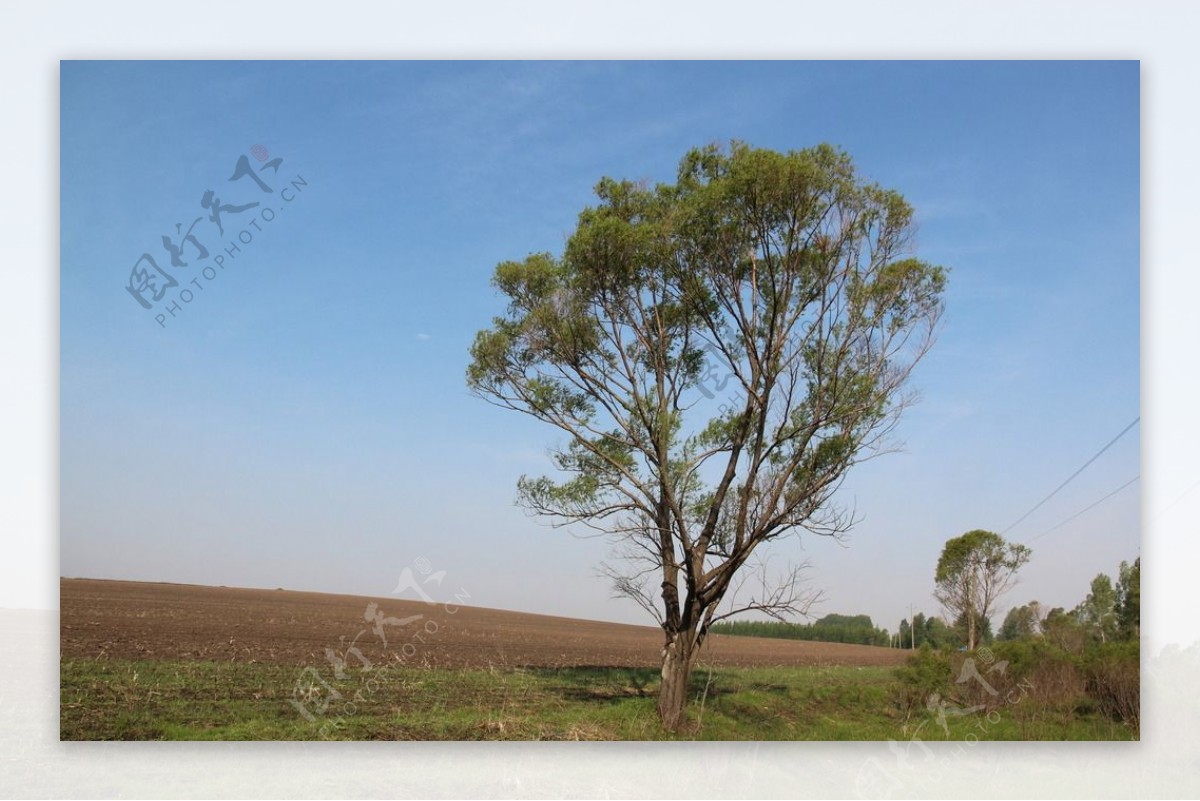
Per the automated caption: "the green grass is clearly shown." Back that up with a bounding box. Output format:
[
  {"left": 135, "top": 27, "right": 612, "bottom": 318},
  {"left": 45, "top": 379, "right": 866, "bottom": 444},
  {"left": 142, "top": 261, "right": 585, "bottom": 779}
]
[{"left": 60, "top": 658, "right": 1135, "bottom": 741}]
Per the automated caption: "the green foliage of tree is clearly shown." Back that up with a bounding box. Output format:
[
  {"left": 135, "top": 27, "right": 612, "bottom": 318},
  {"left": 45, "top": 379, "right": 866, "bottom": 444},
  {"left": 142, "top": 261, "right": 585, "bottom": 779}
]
[
  {"left": 711, "top": 613, "right": 890, "bottom": 646},
  {"left": 1116, "top": 558, "right": 1140, "bottom": 639},
  {"left": 911, "top": 612, "right": 927, "bottom": 646},
  {"left": 998, "top": 603, "right": 1041, "bottom": 641},
  {"left": 933, "top": 529, "right": 1031, "bottom": 651},
  {"left": 1075, "top": 573, "right": 1119, "bottom": 644},
  {"left": 953, "top": 609, "right": 994, "bottom": 645},
  {"left": 921, "top": 615, "right": 961, "bottom": 649},
  {"left": 468, "top": 142, "right": 946, "bottom": 730},
  {"left": 1042, "top": 606, "right": 1086, "bottom": 653},
  {"left": 814, "top": 613, "right": 873, "bottom": 629},
  {"left": 921, "top": 613, "right": 960, "bottom": 652},
  {"left": 896, "top": 612, "right": 931, "bottom": 649}
]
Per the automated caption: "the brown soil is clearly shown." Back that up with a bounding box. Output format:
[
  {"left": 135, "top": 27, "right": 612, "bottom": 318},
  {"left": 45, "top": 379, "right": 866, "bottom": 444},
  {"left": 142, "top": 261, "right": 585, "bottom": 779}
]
[{"left": 60, "top": 578, "right": 908, "bottom": 669}]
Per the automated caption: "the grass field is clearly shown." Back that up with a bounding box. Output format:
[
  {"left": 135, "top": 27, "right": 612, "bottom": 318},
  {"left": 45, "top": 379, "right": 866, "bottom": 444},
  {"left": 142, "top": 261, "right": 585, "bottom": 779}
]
[
  {"left": 60, "top": 658, "right": 1135, "bottom": 741},
  {"left": 60, "top": 579, "right": 1138, "bottom": 741}
]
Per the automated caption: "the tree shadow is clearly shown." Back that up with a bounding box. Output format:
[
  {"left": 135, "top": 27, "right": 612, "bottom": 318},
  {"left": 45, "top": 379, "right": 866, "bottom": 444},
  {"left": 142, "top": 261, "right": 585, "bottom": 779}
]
[
  {"left": 519, "top": 665, "right": 738, "bottom": 705},
  {"left": 742, "top": 681, "right": 793, "bottom": 695}
]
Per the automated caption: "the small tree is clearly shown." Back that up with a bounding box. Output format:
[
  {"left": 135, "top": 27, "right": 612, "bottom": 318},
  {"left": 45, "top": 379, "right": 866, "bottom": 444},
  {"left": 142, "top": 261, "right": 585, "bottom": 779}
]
[
  {"left": 933, "top": 529, "right": 1031, "bottom": 651},
  {"left": 1042, "top": 606, "right": 1085, "bottom": 652},
  {"left": 1116, "top": 558, "right": 1140, "bottom": 639},
  {"left": 1075, "top": 573, "right": 1119, "bottom": 644},
  {"left": 911, "top": 611, "right": 927, "bottom": 648},
  {"left": 998, "top": 603, "right": 1040, "bottom": 641},
  {"left": 468, "top": 142, "right": 946, "bottom": 730},
  {"left": 921, "top": 615, "right": 959, "bottom": 649}
]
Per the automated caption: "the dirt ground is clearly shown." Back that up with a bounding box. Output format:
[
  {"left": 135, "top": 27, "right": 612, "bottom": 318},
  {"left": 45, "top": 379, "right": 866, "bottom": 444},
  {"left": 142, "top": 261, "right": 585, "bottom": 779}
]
[{"left": 60, "top": 578, "right": 908, "bottom": 670}]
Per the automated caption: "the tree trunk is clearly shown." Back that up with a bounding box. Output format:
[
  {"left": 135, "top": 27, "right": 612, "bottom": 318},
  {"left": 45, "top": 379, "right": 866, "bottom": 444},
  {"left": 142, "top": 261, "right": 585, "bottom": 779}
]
[{"left": 657, "top": 630, "right": 695, "bottom": 731}]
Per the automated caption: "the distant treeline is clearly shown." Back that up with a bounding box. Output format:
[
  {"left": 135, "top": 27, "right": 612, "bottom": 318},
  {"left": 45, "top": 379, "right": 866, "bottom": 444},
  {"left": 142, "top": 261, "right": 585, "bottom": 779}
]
[{"left": 710, "top": 613, "right": 890, "bottom": 647}]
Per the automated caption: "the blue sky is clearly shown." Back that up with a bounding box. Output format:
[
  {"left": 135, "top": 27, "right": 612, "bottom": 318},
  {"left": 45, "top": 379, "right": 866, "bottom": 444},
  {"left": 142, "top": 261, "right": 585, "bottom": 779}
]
[{"left": 61, "top": 61, "right": 1139, "bottom": 632}]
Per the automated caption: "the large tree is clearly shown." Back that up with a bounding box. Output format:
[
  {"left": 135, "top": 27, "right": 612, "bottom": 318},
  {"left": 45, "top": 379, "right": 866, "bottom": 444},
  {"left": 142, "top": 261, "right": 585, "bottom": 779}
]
[
  {"left": 933, "top": 530, "right": 1031, "bottom": 651},
  {"left": 467, "top": 142, "right": 946, "bottom": 730}
]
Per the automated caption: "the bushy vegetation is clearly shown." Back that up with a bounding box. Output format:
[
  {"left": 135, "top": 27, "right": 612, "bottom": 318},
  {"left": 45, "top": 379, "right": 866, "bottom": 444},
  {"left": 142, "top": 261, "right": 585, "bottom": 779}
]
[
  {"left": 711, "top": 613, "right": 890, "bottom": 647},
  {"left": 61, "top": 656, "right": 1134, "bottom": 741},
  {"left": 1081, "top": 640, "right": 1140, "bottom": 731},
  {"left": 894, "top": 555, "right": 1141, "bottom": 739},
  {"left": 893, "top": 638, "right": 1138, "bottom": 738},
  {"left": 892, "top": 644, "right": 953, "bottom": 711},
  {"left": 994, "top": 558, "right": 1139, "bottom": 650}
]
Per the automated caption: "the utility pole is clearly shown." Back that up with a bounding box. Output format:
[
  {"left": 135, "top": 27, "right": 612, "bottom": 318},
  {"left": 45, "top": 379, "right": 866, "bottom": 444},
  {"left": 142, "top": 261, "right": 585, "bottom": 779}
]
[{"left": 910, "top": 603, "right": 915, "bottom": 650}]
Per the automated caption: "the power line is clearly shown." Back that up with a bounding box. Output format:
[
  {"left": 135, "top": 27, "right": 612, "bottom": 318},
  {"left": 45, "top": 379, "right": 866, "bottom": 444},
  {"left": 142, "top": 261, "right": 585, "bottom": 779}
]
[
  {"left": 1001, "top": 416, "right": 1139, "bottom": 534},
  {"left": 1025, "top": 475, "right": 1140, "bottom": 544}
]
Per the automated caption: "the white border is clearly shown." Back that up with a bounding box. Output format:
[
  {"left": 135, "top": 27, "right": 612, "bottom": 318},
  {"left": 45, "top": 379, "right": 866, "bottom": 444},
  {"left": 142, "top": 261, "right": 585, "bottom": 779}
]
[{"left": 4, "top": 1, "right": 1195, "bottom": 797}]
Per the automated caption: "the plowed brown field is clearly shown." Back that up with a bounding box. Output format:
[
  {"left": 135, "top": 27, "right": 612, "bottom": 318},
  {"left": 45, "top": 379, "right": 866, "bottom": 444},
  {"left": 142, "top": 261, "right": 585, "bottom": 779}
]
[{"left": 61, "top": 578, "right": 907, "bottom": 669}]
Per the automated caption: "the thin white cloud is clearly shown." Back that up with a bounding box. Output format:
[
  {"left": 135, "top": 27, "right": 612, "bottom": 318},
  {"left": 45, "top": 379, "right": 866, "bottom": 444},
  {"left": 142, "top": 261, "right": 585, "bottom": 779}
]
[{"left": 416, "top": 333, "right": 432, "bottom": 341}]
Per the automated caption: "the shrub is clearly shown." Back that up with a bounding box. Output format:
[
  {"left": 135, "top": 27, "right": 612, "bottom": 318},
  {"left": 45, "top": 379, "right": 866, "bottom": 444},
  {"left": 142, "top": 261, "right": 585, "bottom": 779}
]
[
  {"left": 985, "top": 640, "right": 1084, "bottom": 709},
  {"left": 894, "top": 644, "right": 953, "bottom": 714},
  {"left": 1082, "top": 640, "right": 1140, "bottom": 734},
  {"left": 892, "top": 638, "right": 1138, "bottom": 735}
]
